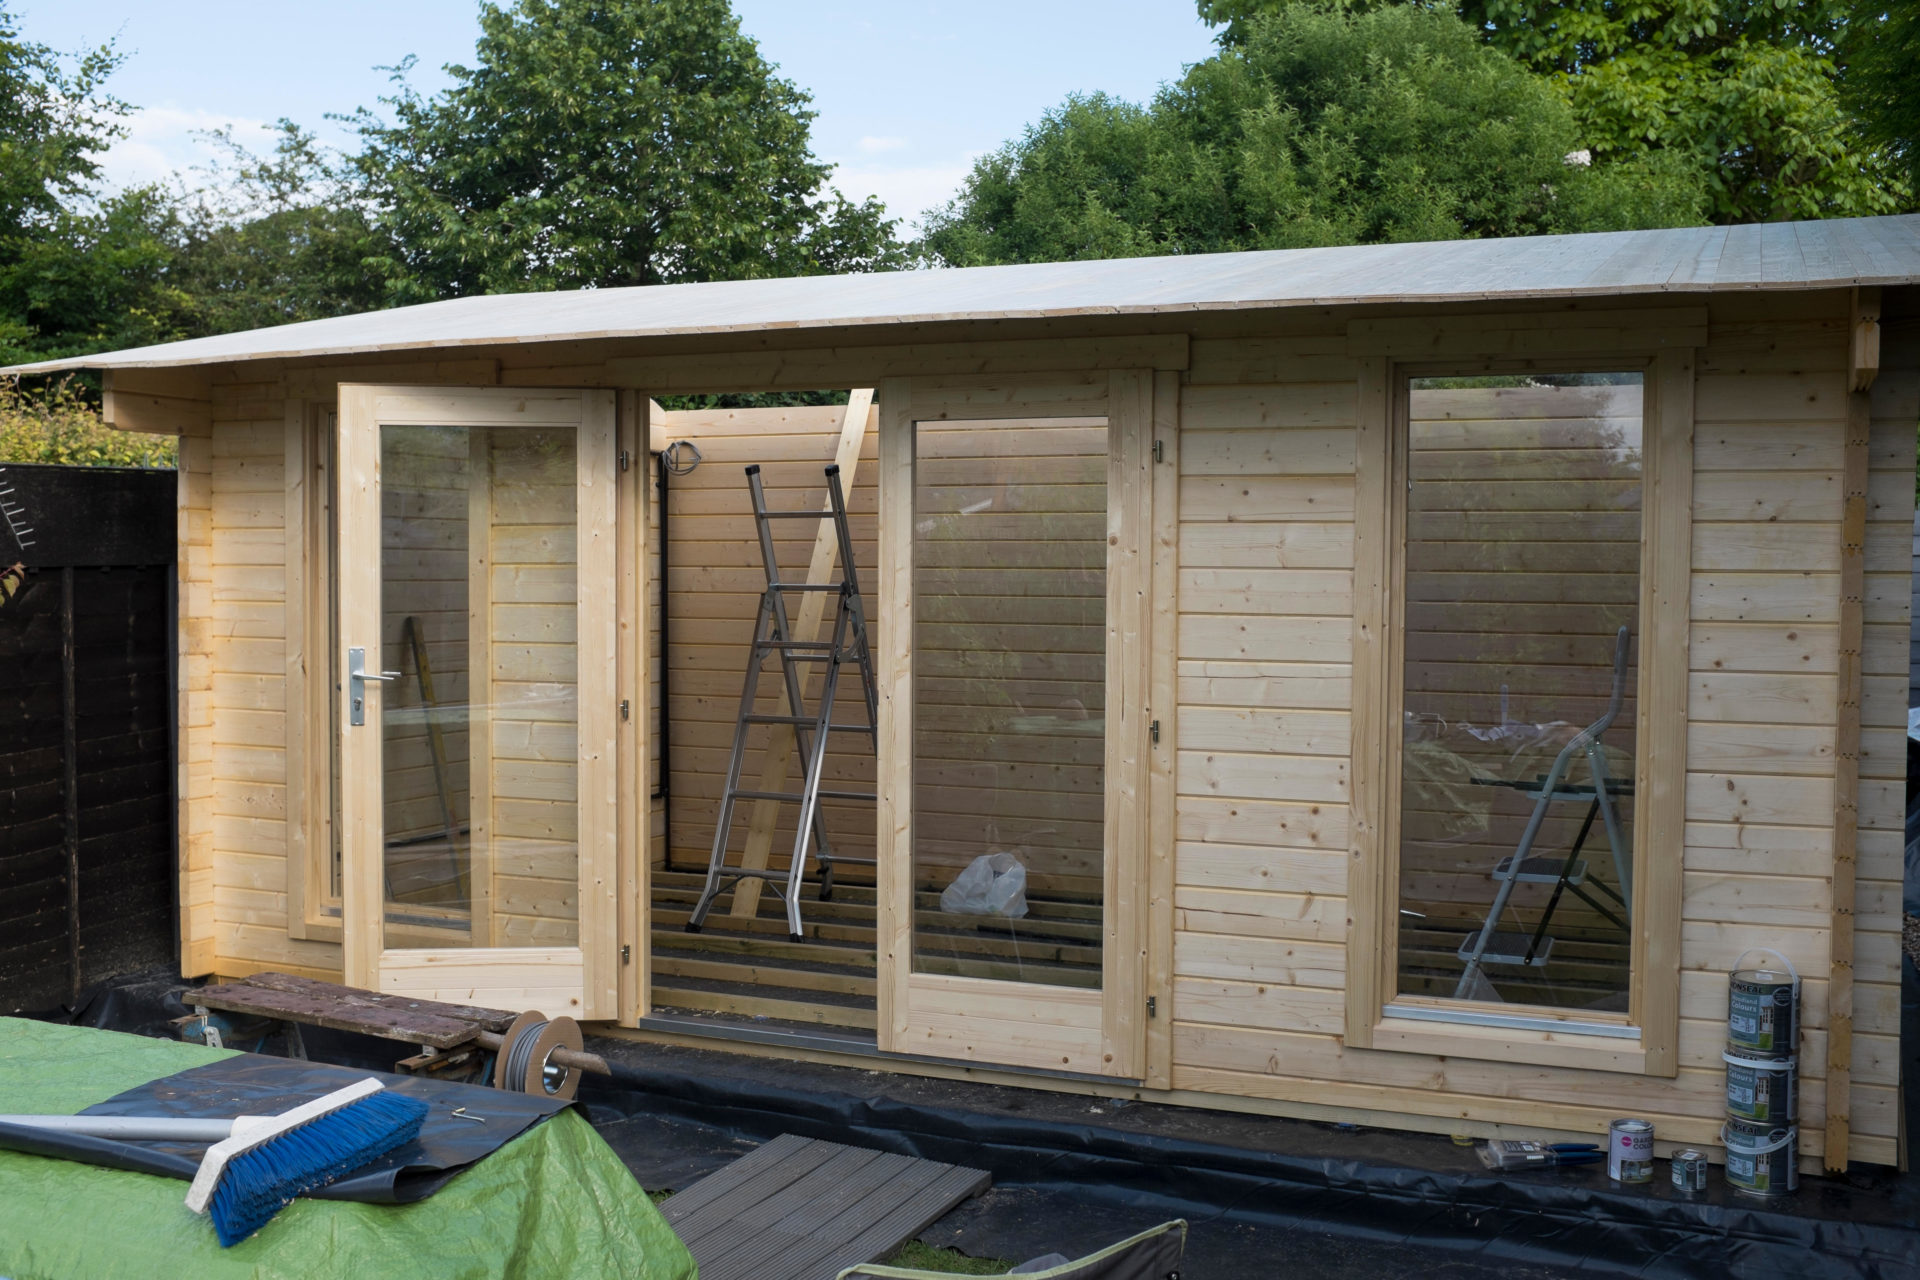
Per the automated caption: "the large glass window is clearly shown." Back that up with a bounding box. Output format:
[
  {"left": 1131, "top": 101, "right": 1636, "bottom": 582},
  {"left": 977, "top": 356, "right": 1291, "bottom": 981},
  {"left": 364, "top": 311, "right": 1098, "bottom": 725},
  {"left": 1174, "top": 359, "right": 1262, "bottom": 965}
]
[
  {"left": 378, "top": 423, "right": 581, "bottom": 949},
  {"left": 1395, "top": 374, "right": 1642, "bottom": 1014},
  {"left": 910, "top": 416, "right": 1108, "bottom": 988}
]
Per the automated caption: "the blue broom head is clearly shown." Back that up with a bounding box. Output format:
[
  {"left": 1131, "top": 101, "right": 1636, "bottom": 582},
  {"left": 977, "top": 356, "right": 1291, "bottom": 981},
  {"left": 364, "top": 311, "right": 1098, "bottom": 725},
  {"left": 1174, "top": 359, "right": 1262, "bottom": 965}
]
[{"left": 208, "top": 1089, "right": 429, "bottom": 1247}]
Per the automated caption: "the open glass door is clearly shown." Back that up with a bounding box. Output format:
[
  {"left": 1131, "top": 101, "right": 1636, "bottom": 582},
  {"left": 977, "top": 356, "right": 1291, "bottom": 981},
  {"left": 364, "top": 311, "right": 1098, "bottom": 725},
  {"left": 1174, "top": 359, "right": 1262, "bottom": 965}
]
[
  {"left": 878, "top": 373, "right": 1151, "bottom": 1078},
  {"left": 336, "top": 386, "right": 618, "bottom": 1018}
]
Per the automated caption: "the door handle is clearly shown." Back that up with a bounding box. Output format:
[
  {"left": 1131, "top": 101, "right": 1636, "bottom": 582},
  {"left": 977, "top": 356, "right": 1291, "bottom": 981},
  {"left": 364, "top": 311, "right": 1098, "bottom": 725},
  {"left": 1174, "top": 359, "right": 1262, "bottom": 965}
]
[{"left": 347, "top": 647, "right": 403, "bottom": 726}]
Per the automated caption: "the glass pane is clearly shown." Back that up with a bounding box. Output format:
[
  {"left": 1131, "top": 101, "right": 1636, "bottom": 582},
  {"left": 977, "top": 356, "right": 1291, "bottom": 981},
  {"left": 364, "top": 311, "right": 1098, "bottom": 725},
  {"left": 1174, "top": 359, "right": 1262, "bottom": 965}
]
[
  {"left": 380, "top": 423, "right": 579, "bottom": 949},
  {"left": 911, "top": 416, "right": 1107, "bottom": 988},
  {"left": 1396, "top": 375, "right": 1642, "bottom": 1013}
]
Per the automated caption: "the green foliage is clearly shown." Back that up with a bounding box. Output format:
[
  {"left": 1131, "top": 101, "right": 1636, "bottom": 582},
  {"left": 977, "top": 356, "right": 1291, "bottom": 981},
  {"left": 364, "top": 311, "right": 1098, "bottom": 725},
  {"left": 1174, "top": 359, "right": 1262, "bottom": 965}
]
[
  {"left": 922, "top": 4, "right": 1705, "bottom": 267},
  {"left": 167, "top": 123, "right": 388, "bottom": 335},
  {"left": 345, "top": 0, "right": 905, "bottom": 304},
  {"left": 1842, "top": 0, "right": 1920, "bottom": 194},
  {"left": 0, "top": 5, "right": 190, "bottom": 366},
  {"left": 1200, "top": 1, "right": 1911, "bottom": 222},
  {"left": 0, "top": 376, "right": 176, "bottom": 467}
]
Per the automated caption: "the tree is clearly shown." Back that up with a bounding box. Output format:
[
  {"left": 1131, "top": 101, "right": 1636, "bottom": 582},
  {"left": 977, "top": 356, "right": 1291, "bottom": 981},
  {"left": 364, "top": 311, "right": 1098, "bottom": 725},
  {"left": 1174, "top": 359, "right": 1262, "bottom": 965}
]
[
  {"left": 1843, "top": 0, "right": 1920, "bottom": 196},
  {"left": 1201, "top": 0, "right": 1910, "bottom": 222},
  {"left": 922, "top": 3, "right": 1704, "bottom": 268},
  {"left": 346, "top": 0, "right": 904, "bottom": 304},
  {"left": 167, "top": 123, "right": 388, "bottom": 335},
  {"left": 0, "top": 5, "right": 187, "bottom": 365}
]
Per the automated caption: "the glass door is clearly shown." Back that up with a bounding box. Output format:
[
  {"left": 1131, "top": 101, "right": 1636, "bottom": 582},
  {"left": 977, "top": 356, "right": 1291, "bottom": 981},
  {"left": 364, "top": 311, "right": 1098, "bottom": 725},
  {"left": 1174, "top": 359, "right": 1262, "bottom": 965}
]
[
  {"left": 878, "top": 373, "right": 1151, "bottom": 1078},
  {"left": 336, "top": 386, "right": 618, "bottom": 1018}
]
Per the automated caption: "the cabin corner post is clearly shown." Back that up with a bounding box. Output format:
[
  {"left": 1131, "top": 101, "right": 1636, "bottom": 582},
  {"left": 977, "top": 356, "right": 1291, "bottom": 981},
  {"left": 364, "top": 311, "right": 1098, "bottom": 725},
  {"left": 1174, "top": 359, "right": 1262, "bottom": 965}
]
[
  {"left": 1343, "top": 356, "right": 1393, "bottom": 1049},
  {"left": 177, "top": 416, "right": 216, "bottom": 979},
  {"left": 1827, "top": 286, "right": 1879, "bottom": 1170},
  {"left": 875, "top": 377, "right": 914, "bottom": 1050},
  {"left": 1636, "top": 347, "right": 1694, "bottom": 1079},
  {"left": 1144, "top": 369, "right": 1180, "bottom": 1090},
  {"left": 615, "top": 389, "right": 651, "bottom": 1025}
]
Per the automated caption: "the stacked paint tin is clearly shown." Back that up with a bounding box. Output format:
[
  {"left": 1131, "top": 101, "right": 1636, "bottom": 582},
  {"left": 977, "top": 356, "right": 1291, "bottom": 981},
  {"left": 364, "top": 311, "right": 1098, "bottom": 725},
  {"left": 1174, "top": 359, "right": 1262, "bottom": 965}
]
[{"left": 1721, "top": 948, "right": 1800, "bottom": 1195}]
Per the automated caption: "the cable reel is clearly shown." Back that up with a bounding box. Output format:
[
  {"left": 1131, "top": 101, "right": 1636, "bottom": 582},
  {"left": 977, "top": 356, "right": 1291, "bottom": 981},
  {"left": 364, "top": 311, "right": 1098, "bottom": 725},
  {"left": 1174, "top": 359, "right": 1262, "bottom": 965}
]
[{"left": 491, "top": 1011, "right": 585, "bottom": 1101}]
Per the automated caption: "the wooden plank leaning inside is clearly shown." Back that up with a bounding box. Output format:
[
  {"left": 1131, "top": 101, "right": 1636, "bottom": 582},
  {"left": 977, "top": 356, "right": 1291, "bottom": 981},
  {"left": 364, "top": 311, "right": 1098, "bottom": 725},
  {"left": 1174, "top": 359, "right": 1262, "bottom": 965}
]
[{"left": 729, "top": 389, "right": 876, "bottom": 917}]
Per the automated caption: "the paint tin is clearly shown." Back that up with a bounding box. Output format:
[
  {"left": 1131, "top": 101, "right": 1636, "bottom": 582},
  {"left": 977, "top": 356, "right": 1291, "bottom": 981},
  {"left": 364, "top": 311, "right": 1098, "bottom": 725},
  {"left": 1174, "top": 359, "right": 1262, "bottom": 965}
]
[
  {"left": 1671, "top": 1150, "right": 1709, "bottom": 1194},
  {"left": 1723, "top": 1051, "right": 1797, "bottom": 1125},
  {"left": 1723, "top": 1120, "right": 1797, "bottom": 1196},
  {"left": 1727, "top": 948, "right": 1800, "bottom": 1059},
  {"left": 1608, "top": 1118, "right": 1655, "bottom": 1183}
]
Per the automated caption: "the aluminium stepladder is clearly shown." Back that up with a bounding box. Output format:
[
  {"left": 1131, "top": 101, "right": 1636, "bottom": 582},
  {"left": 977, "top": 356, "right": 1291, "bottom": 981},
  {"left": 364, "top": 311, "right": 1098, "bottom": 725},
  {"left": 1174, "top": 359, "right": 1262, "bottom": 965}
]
[
  {"left": 1454, "top": 625, "right": 1634, "bottom": 1000},
  {"left": 685, "top": 463, "right": 878, "bottom": 942}
]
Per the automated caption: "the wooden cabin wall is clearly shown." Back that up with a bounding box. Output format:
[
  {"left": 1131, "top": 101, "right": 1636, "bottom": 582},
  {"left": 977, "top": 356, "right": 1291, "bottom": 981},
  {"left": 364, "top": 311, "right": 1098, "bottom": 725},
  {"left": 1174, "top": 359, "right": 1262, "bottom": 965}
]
[
  {"left": 1163, "top": 293, "right": 1908, "bottom": 1168},
  {"left": 175, "top": 295, "right": 1909, "bottom": 1167},
  {"left": 657, "top": 405, "right": 881, "bottom": 874},
  {"left": 202, "top": 378, "right": 339, "bottom": 977}
]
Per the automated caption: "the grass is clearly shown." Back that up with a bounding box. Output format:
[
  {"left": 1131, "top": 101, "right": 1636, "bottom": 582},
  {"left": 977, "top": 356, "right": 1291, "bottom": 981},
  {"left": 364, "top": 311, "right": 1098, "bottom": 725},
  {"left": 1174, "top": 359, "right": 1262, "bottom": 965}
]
[{"left": 879, "top": 1240, "right": 1012, "bottom": 1274}]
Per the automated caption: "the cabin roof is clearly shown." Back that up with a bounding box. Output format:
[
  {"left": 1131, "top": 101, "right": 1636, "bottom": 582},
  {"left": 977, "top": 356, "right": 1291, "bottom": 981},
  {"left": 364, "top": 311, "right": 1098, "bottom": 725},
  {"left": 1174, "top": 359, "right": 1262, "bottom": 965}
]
[{"left": 11, "top": 214, "right": 1920, "bottom": 374}]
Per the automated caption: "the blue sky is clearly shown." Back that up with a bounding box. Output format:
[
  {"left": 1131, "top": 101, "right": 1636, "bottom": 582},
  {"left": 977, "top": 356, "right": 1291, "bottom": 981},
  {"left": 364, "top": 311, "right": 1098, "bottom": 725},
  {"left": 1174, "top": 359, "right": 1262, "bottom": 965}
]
[{"left": 25, "top": 1, "right": 1221, "bottom": 230}]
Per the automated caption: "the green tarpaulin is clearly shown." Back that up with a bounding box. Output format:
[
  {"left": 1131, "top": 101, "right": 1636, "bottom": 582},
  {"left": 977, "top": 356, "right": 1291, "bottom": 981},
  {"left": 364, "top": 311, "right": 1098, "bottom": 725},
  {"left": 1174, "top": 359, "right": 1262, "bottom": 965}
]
[{"left": 0, "top": 1019, "right": 696, "bottom": 1280}]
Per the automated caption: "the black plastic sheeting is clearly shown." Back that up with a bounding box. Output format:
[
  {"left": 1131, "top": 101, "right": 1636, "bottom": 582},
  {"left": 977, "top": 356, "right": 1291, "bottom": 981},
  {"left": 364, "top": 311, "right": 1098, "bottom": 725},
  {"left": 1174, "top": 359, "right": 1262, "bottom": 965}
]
[
  {"left": 578, "top": 1040, "right": 1920, "bottom": 1280},
  {"left": 0, "top": 1049, "right": 568, "bottom": 1204}
]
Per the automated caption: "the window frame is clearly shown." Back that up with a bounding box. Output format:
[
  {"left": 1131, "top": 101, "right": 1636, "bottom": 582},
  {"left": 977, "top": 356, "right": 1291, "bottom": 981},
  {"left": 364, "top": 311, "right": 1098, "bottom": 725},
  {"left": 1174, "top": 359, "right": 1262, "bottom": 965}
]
[{"left": 1344, "top": 350, "right": 1692, "bottom": 1077}]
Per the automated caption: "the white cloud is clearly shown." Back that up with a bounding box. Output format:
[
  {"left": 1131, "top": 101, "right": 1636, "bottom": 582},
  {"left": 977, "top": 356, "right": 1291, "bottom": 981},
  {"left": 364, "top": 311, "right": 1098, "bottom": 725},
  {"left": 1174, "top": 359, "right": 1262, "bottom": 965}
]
[
  {"left": 94, "top": 105, "right": 280, "bottom": 192},
  {"left": 827, "top": 157, "right": 979, "bottom": 232},
  {"left": 856, "top": 135, "right": 908, "bottom": 154}
]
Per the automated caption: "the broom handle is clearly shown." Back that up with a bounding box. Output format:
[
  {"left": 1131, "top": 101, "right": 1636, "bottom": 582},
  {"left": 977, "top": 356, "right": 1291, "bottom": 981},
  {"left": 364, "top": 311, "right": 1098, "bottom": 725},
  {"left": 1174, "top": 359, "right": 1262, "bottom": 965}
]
[{"left": 0, "top": 1115, "right": 272, "bottom": 1141}]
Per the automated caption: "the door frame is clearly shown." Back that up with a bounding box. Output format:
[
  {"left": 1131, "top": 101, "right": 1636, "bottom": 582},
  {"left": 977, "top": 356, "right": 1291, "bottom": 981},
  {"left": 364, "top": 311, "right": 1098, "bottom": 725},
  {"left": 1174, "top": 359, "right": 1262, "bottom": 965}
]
[
  {"left": 336, "top": 384, "right": 621, "bottom": 1019},
  {"left": 875, "top": 370, "right": 1154, "bottom": 1079}
]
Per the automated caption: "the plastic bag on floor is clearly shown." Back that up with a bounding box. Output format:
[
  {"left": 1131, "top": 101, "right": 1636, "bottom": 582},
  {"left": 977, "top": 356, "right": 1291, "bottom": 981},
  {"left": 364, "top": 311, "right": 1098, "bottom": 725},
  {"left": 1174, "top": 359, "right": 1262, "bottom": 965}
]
[{"left": 940, "top": 852, "right": 1029, "bottom": 918}]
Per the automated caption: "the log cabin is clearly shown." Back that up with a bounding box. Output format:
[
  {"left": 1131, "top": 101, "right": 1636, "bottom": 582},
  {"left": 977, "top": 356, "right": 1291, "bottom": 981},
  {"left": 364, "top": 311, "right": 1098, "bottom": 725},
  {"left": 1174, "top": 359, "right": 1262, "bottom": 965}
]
[{"left": 13, "top": 212, "right": 1919, "bottom": 1174}]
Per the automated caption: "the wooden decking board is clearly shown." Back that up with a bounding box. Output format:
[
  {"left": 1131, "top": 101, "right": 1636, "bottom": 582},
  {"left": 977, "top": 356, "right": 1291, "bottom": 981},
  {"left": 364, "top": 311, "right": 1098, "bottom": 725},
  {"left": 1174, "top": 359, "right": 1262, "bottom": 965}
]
[{"left": 665, "top": 1135, "right": 989, "bottom": 1280}]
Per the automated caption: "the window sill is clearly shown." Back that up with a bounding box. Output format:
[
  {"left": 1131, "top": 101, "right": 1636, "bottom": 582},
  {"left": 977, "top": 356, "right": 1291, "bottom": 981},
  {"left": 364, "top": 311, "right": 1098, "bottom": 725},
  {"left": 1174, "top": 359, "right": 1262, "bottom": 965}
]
[{"left": 1366, "top": 1014, "right": 1651, "bottom": 1075}]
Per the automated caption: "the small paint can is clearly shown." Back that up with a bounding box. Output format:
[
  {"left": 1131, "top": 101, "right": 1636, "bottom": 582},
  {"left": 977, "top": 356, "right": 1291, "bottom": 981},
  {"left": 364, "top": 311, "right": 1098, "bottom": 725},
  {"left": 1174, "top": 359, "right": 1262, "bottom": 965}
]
[
  {"left": 1727, "top": 948, "right": 1800, "bottom": 1059},
  {"left": 1722, "top": 1120, "right": 1798, "bottom": 1196},
  {"left": 1671, "top": 1149, "right": 1709, "bottom": 1194},
  {"left": 1723, "top": 1051, "right": 1797, "bottom": 1125},
  {"left": 1608, "top": 1118, "right": 1655, "bottom": 1183}
]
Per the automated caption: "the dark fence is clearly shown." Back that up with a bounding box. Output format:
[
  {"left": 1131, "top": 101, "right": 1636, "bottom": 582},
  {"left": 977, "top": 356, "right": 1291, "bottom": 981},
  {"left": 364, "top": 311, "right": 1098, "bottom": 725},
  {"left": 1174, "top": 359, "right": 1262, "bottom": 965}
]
[{"left": 0, "top": 463, "right": 175, "bottom": 1012}]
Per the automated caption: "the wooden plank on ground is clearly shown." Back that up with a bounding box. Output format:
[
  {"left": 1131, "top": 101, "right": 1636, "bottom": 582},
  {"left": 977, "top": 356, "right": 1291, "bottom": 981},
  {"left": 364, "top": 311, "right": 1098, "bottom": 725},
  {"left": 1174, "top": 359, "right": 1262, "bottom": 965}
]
[
  {"left": 662, "top": 1133, "right": 989, "bottom": 1280},
  {"left": 193, "top": 971, "right": 515, "bottom": 1047}
]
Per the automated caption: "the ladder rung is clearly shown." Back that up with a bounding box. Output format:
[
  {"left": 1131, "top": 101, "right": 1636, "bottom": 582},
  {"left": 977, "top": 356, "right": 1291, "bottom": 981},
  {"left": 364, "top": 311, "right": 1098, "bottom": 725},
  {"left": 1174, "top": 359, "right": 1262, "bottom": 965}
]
[
  {"left": 758, "top": 510, "right": 835, "bottom": 519},
  {"left": 1459, "top": 930, "right": 1555, "bottom": 968},
  {"left": 1492, "top": 856, "right": 1588, "bottom": 886},
  {"left": 743, "top": 715, "right": 872, "bottom": 731},
  {"left": 731, "top": 788, "right": 877, "bottom": 803},
  {"left": 766, "top": 583, "right": 845, "bottom": 592},
  {"left": 756, "top": 640, "right": 834, "bottom": 651}
]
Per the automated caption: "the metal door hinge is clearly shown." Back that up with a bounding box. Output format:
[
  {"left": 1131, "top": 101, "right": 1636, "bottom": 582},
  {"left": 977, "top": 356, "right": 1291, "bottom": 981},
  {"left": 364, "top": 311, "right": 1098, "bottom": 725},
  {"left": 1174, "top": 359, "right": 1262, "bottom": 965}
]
[
  {"left": 620, "top": 944, "right": 632, "bottom": 964},
  {"left": 1152, "top": 439, "right": 1165, "bottom": 463},
  {"left": 620, "top": 699, "right": 630, "bottom": 720},
  {"left": 618, "top": 449, "right": 631, "bottom": 472},
  {"left": 1146, "top": 995, "right": 1157, "bottom": 1018},
  {"left": 1149, "top": 719, "right": 1160, "bottom": 745}
]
